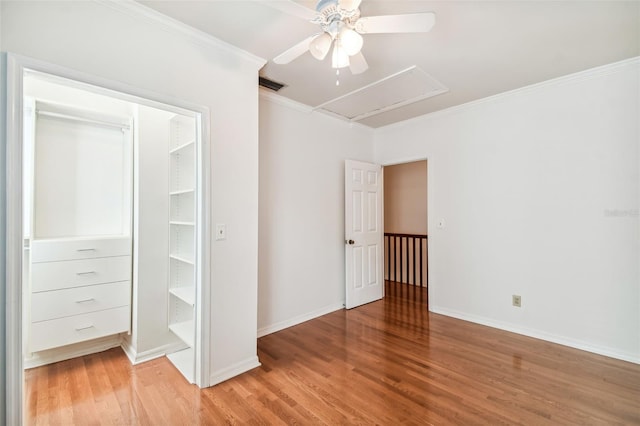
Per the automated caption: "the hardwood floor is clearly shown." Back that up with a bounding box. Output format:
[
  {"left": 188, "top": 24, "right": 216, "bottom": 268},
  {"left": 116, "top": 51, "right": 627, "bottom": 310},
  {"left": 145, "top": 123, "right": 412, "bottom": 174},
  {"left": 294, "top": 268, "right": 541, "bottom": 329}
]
[{"left": 26, "top": 281, "right": 640, "bottom": 425}]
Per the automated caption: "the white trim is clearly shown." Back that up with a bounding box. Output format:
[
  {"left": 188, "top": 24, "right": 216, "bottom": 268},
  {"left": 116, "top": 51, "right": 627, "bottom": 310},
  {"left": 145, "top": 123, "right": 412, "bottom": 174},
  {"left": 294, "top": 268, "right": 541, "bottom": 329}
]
[
  {"left": 0, "top": 51, "right": 7, "bottom": 426},
  {"left": 378, "top": 56, "right": 640, "bottom": 132},
  {"left": 209, "top": 356, "right": 261, "bottom": 386},
  {"left": 120, "top": 338, "right": 136, "bottom": 364},
  {"left": 5, "top": 53, "right": 24, "bottom": 426},
  {"left": 121, "top": 339, "right": 186, "bottom": 365},
  {"left": 195, "top": 105, "right": 212, "bottom": 388},
  {"left": 4, "top": 53, "right": 214, "bottom": 421},
  {"left": 24, "top": 68, "right": 202, "bottom": 119},
  {"left": 95, "top": 0, "right": 266, "bottom": 69},
  {"left": 430, "top": 305, "right": 640, "bottom": 365},
  {"left": 259, "top": 88, "right": 312, "bottom": 114},
  {"left": 257, "top": 302, "right": 344, "bottom": 338},
  {"left": 24, "top": 336, "right": 123, "bottom": 369}
]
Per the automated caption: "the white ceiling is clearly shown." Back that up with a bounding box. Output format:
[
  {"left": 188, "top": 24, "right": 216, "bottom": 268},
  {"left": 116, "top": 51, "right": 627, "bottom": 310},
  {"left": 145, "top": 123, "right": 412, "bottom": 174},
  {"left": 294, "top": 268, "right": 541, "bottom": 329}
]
[{"left": 139, "top": 0, "right": 639, "bottom": 128}]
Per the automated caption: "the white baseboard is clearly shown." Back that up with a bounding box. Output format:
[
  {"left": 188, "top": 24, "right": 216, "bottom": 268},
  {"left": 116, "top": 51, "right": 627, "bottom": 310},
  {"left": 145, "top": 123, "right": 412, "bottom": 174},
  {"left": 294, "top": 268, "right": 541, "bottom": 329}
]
[
  {"left": 120, "top": 338, "right": 137, "bottom": 364},
  {"left": 209, "top": 356, "right": 261, "bottom": 386},
  {"left": 257, "top": 302, "right": 345, "bottom": 338},
  {"left": 24, "top": 335, "right": 123, "bottom": 369},
  {"left": 430, "top": 305, "right": 640, "bottom": 365},
  {"left": 121, "top": 340, "right": 186, "bottom": 365}
]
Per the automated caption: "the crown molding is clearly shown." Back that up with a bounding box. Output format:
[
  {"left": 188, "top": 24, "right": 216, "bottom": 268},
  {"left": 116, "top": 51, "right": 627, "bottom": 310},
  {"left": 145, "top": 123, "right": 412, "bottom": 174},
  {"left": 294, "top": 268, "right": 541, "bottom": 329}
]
[
  {"left": 378, "top": 56, "right": 640, "bottom": 133},
  {"left": 95, "top": 0, "right": 267, "bottom": 69},
  {"left": 259, "top": 88, "right": 313, "bottom": 114}
]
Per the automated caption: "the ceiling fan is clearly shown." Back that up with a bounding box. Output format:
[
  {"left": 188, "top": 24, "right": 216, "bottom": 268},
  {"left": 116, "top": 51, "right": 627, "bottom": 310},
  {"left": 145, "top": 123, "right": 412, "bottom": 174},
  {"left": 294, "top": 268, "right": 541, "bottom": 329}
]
[{"left": 272, "top": 0, "right": 435, "bottom": 77}]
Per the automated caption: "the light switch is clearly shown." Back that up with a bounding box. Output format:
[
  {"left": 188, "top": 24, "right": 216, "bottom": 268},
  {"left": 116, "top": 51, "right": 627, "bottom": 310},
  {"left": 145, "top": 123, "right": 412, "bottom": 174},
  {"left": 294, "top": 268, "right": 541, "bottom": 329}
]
[{"left": 215, "top": 224, "right": 226, "bottom": 240}]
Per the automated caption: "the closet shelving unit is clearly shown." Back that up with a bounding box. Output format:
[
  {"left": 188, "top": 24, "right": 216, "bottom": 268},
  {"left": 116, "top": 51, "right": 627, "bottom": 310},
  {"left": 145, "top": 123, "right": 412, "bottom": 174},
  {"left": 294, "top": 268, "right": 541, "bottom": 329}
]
[{"left": 167, "top": 114, "right": 197, "bottom": 382}]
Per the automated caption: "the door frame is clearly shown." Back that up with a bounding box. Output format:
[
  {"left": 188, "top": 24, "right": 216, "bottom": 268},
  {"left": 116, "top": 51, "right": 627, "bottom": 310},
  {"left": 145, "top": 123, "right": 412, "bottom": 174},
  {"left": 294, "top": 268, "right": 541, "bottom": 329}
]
[
  {"left": 5, "top": 53, "right": 212, "bottom": 423},
  {"left": 380, "top": 157, "right": 431, "bottom": 291}
]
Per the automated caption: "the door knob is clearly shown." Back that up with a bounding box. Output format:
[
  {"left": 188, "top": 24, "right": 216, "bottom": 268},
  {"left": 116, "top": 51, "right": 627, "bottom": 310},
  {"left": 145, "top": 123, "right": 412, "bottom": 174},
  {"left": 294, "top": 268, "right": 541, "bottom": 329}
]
[{"left": 346, "top": 239, "right": 355, "bottom": 245}]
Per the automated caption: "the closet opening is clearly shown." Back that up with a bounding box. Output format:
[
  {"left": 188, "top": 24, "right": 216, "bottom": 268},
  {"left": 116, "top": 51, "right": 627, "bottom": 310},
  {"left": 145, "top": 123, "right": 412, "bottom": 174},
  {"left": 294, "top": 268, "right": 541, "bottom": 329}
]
[{"left": 5, "top": 55, "right": 211, "bottom": 423}]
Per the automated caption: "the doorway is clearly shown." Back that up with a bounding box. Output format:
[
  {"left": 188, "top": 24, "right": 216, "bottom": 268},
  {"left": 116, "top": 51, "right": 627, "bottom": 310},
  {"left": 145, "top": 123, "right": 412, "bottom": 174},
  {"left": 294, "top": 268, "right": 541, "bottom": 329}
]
[
  {"left": 382, "top": 160, "right": 428, "bottom": 303},
  {"left": 5, "top": 55, "right": 211, "bottom": 423}
]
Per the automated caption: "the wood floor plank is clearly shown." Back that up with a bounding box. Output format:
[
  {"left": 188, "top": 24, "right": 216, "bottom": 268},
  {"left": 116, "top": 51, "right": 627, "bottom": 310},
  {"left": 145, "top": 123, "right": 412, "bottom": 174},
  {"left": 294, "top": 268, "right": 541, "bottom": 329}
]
[{"left": 26, "top": 281, "right": 640, "bottom": 425}]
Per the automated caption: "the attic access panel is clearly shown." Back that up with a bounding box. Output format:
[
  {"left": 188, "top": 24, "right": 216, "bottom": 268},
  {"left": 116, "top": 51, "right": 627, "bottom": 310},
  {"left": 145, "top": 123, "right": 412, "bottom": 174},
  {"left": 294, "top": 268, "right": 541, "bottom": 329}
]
[{"left": 315, "top": 66, "right": 448, "bottom": 122}]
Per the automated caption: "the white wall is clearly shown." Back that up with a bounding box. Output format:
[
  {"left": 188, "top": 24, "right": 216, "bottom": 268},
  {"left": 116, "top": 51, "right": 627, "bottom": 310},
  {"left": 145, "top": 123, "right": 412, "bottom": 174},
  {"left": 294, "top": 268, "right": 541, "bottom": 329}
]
[
  {"left": 384, "top": 160, "right": 428, "bottom": 235},
  {"left": 258, "top": 94, "right": 374, "bottom": 335},
  {"left": 1, "top": 0, "right": 264, "bottom": 388},
  {"left": 375, "top": 58, "right": 640, "bottom": 362}
]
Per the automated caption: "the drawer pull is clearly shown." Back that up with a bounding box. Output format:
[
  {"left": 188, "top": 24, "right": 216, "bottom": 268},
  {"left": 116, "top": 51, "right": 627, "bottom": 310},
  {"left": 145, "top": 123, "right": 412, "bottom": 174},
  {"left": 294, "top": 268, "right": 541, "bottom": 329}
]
[
  {"left": 75, "top": 325, "right": 94, "bottom": 331},
  {"left": 76, "top": 248, "right": 96, "bottom": 252},
  {"left": 76, "top": 271, "right": 97, "bottom": 276},
  {"left": 75, "top": 298, "right": 95, "bottom": 303}
]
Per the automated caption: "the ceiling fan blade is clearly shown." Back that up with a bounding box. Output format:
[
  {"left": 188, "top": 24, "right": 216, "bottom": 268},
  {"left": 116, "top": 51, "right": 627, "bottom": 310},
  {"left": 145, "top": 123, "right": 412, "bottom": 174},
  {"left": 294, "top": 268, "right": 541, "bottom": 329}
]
[
  {"left": 262, "top": 0, "right": 317, "bottom": 21},
  {"left": 349, "top": 51, "right": 368, "bottom": 75},
  {"left": 355, "top": 13, "right": 436, "bottom": 34},
  {"left": 273, "top": 34, "right": 317, "bottom": 64}
]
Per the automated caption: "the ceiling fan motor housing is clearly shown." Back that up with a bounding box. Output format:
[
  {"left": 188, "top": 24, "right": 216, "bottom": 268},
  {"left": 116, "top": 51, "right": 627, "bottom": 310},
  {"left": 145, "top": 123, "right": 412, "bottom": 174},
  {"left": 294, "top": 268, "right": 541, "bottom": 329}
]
[{"left": 314, "top": 0, "right": 360, "bottom": 34}]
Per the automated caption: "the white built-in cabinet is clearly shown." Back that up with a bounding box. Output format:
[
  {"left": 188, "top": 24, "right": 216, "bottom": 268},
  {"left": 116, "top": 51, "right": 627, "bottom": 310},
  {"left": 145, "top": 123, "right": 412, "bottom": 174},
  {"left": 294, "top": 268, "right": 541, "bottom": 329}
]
[
  {"left": 166, "top": 114, "right": 197, "bottom": 382},
  {"left": 23, "top": 80, "right": 202, "bottom": 385},
  {"left": 27, "top": 101, "right": 133, "bottom": 354},
  {"left": 29, "top": 237, "right": 132, "bottom": 352}
]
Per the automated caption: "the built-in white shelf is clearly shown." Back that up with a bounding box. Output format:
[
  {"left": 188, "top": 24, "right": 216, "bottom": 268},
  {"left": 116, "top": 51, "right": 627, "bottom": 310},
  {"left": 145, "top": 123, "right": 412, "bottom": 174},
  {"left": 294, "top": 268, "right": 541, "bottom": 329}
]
[
  {"left": 167, "top": 113, "right": 196, "bottom": 384},
  {"left": 169, "top": 140, "right": 195, "bottom": 155},
  {"left": 169, "top": 189, "right": 195, "bottom": 196},
  {"left": 169, "top": 254, "right": 194, "bottom": 265},
  {"left": 166, "top": 347, "right": 194, "bottom": 383},
  {"left": 169, "top": 286, "right": 195, "bottom": 307},
  {"left": 169, "top": 320, "right": 194, "bottom": 347}
]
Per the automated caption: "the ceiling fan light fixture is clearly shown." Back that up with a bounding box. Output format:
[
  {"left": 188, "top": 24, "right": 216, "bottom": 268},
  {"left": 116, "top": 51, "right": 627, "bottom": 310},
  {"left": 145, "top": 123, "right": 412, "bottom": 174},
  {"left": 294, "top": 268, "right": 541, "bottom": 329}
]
[
  {"left": 331, "top": 40, "right": 350, "bottom": 69},
  {"left": 339, "top": 27, "right": 363, "bottom": 56},
  {"left": 309, "top": 33, "right": 332, "bottom": 60}
]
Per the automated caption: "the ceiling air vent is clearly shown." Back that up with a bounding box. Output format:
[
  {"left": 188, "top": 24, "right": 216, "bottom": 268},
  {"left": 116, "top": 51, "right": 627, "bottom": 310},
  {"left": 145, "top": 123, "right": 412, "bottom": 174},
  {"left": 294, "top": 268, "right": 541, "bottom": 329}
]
[
  {"left": 259, "top": 76, "right": 286, "bottom": 92},
  {"left": 315, "top": 66, "right": 448, "bottom": 121}
]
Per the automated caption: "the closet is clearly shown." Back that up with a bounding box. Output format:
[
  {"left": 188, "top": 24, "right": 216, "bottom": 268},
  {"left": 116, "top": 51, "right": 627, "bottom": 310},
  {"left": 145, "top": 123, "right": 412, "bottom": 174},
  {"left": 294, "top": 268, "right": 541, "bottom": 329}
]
[
  {"left": 27, "top": 101, "right": 133, "bottom": 353},
  {"left": 22, "top": 72, "right": 201, "bottom": 384}
]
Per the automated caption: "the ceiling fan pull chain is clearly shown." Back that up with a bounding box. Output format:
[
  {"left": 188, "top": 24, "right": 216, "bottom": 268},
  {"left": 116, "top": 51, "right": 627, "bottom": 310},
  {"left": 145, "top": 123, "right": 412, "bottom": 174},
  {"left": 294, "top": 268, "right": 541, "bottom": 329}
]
[{"left": 336, "top": 68, "right": 340, "bottom": 86}]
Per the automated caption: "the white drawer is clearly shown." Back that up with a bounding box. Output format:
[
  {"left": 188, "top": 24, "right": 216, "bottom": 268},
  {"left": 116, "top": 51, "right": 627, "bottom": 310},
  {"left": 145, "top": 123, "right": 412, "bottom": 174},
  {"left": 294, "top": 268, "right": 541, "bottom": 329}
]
[
  {"left": 31, "top": 281, "right": 131, "bottom": 322},
  {"left": 29, "top": 305, "right": 130, "bottom": 353},
  {"left": 31, "top": 237, "right": 131, "bottom": 263},
  {"left": 31, "top": 256, "right": 131, "bottom": 292}
]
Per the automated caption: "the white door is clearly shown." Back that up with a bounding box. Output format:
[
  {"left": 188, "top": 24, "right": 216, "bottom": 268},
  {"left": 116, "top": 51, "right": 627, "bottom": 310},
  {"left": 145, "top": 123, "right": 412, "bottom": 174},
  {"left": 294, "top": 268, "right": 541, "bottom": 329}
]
[{"left": 345, "top": 160, "right": 383, "bottom": 309}]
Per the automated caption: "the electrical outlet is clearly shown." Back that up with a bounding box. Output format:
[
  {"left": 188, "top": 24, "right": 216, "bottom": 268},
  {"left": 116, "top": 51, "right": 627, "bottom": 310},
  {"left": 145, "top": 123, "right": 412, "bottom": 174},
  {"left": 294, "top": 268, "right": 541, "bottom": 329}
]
[{"left": 512, "top": 295, "right": 522, "bottom": 307}]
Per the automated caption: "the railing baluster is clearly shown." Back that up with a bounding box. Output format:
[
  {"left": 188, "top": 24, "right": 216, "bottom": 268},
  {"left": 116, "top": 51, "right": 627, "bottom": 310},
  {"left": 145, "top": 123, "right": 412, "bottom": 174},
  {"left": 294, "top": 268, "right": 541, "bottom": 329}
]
[
  {"left": 404, "top": 237, "right": 408, "bottom": 284},
  {"left": 412, "top": 237, "right": 416, "bottom": 286},
  {"left": 400, "top": 237, "right": 404, "bottom": 284},
  {"left": 386, "top": 235, "right": 390, "bottom": 281},
  {"left": 419, "top": 237, "right": 423, "bottom": 287},
  {"left": 425, "top": 236, "right": 429, "bottom": 287},
  {"left": 392, "top": 236, "right": 396, "bottom": 282}
]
